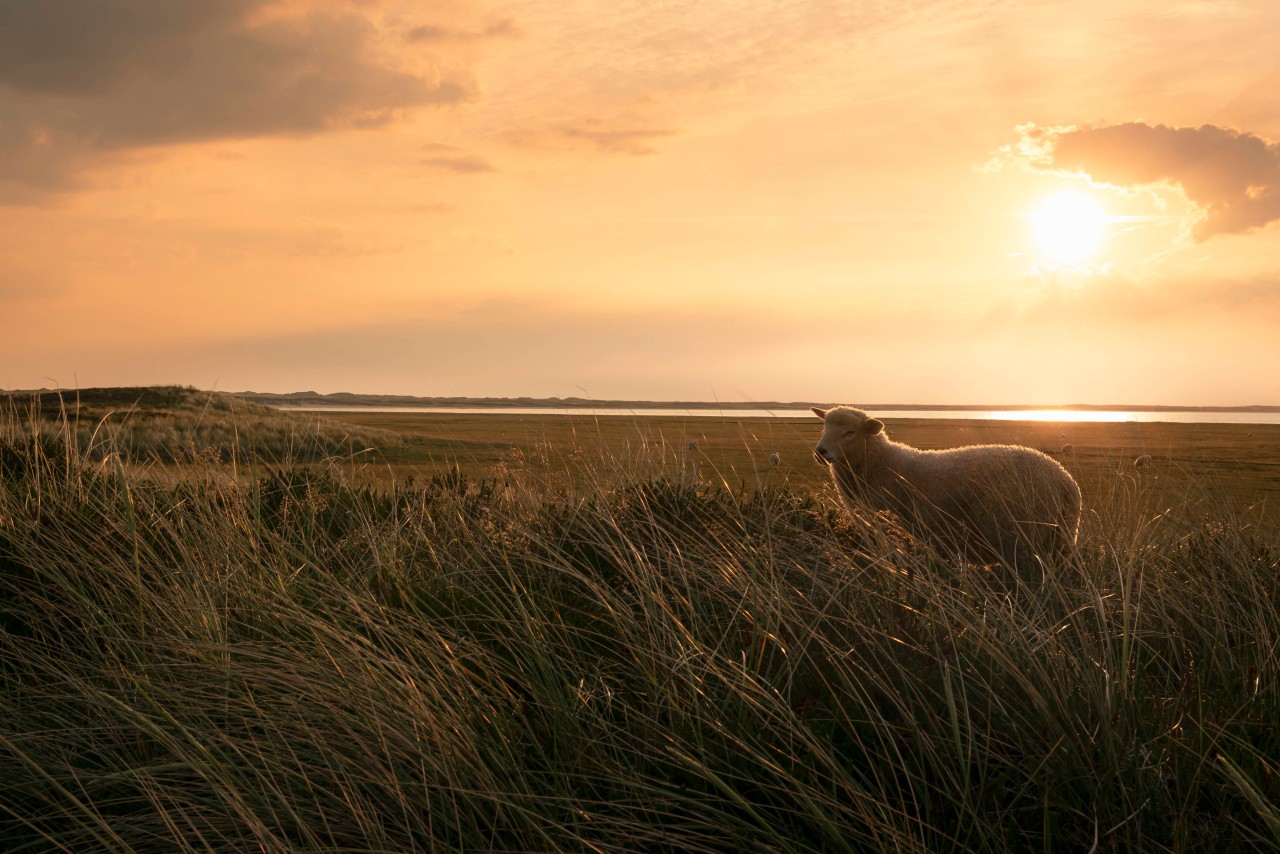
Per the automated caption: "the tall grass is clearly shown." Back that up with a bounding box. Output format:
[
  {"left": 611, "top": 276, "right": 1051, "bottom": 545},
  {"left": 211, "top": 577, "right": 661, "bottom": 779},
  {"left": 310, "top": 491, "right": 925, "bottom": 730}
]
[
  {"left": 1, "top": 409, "right": 1278, "bottom": 851},
  {"left": 4, "top": 386, "right": 418, "bottom": 466}
]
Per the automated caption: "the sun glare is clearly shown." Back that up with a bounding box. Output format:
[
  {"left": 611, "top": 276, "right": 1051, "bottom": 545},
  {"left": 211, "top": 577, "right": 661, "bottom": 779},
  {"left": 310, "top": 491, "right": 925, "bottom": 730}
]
[{"left": 1030, "top": 190, "right": 1108, "bottom": 264}]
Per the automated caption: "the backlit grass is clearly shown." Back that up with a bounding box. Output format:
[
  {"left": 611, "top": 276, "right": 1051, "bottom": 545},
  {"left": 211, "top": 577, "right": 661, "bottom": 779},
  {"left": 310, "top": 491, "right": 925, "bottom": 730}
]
[{"left": 2, "top": 393, "right": 1278, "bottom": 851}]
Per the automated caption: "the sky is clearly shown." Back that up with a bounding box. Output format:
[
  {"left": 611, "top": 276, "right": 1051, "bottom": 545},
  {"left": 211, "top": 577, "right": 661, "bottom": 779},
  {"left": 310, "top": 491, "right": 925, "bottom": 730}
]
[{"left": 3, "top": 0, "right": 1280, "bottom": 405}]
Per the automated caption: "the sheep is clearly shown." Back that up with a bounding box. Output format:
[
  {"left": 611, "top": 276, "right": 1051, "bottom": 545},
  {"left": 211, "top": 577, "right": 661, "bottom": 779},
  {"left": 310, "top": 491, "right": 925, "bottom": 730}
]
[{"left": 812, "top": 406, "right": 1082, "bottom": 572}]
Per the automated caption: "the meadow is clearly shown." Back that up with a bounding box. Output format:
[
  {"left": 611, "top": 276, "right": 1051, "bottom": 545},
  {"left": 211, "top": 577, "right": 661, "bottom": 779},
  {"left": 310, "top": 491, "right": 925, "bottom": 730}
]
[{"left": 2, "top": 388, "right": 1279, "bottom": 851}]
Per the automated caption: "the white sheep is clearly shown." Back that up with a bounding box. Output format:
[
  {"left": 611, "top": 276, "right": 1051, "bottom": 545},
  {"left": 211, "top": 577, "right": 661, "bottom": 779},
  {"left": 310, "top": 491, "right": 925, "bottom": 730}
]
[{"left": 813, "top": 406, "right": 1082, "bottom": 570}]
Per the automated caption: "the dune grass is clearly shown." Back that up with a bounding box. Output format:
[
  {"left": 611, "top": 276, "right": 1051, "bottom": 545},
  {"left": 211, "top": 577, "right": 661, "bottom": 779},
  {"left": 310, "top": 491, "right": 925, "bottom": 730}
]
[
  {"left": 2, "top": 401, "right": 1279, "bottom": 851},
  {"left": 2, "top": 386, "right": 421, "bottom": 467}
]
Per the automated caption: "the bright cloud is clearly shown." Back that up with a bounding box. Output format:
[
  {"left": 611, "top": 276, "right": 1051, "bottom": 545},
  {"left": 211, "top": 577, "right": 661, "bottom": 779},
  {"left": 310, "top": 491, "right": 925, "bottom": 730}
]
[{"left": 1016, "top": 122, "right": 1280, "bottom": 241}]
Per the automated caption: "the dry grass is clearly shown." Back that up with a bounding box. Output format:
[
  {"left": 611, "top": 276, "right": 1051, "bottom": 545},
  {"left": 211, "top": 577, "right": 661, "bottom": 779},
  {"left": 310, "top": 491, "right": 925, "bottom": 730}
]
[
  {"left": 2, "top": 390, "right": 1279, "bottom": 851},
  {"left": 2, "top": 386, "right": 422, "bottom": 467},
  {"left": 323, "top": 409, "right": 1280, "bottom": 524}
]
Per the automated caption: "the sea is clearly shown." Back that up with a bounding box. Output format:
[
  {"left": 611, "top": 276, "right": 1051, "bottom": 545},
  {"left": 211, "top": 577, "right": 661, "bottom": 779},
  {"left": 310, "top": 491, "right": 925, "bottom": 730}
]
[{"left": 277, "top": 406, "right": 1280, "bottom": 425}]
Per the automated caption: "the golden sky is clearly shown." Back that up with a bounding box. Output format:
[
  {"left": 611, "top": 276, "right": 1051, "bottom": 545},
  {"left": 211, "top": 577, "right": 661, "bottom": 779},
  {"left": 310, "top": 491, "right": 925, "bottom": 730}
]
[{"left": 3, "top": 0, "right": 1280, "bottom": 404}]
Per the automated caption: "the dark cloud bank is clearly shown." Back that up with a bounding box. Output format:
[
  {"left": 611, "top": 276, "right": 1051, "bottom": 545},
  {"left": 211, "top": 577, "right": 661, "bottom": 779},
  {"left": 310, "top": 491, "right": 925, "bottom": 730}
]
[
  {"left": 1023, "top": 122, "right": 1280, "bottom": 240},
  {"left": 0, "top": 0, "right": 474, "bottom": 200}
]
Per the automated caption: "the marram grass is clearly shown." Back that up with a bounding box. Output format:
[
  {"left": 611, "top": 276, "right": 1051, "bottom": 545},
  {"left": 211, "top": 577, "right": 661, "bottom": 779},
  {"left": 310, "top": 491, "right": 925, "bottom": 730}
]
[
  {"left": 1, "top": 412, "right": 1279, "bottom": 852},
  {"left": 3, "top": 385, "right": 420, "bottom": 467}
]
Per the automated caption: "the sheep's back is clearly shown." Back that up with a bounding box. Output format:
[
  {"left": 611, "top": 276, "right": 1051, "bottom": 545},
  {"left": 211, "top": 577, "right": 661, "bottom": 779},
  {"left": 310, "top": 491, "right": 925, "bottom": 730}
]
[{"left": 892, "top": 442, "right": 1080, "bottom": 550}]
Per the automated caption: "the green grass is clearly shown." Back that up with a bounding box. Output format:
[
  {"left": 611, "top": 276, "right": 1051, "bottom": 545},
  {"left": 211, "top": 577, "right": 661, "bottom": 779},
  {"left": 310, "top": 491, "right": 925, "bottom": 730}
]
[{"left": 2, "top": 393, "right": 1279, "bottom": 851}]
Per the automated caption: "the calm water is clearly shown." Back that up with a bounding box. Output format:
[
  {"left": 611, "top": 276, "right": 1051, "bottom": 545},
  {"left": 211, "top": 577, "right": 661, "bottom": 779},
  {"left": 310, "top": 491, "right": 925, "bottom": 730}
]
[{"left": 279, "top": 406, "right": 1280, "bottom": 425}]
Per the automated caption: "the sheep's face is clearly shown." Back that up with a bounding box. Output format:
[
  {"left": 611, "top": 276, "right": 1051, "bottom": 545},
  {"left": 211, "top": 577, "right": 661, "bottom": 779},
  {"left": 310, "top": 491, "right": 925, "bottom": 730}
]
[{"left": 812, "top": 406, "right": 884, "bottom": 470}]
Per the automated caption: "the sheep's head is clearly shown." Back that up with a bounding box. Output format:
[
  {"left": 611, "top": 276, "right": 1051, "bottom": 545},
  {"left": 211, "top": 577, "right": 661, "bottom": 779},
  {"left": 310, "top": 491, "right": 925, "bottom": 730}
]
[{"left": 812, "top": 406, "right": 884, "bottom": 470}]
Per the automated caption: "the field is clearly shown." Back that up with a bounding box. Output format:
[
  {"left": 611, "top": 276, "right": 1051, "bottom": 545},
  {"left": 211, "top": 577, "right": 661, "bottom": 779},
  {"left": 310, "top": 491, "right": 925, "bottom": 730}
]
[
  {"left": 324, "top": 409, "right": 1280, "bottom": 523},
  {"left": 3, "top": 388, "right": 1280, "bottom": 851}
]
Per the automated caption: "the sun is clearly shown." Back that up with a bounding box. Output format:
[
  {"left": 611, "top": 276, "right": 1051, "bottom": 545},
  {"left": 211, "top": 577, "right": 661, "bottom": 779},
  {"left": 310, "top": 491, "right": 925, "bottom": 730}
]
[{"left": 1030, "top": 190, "right": 1108, "bottom": 264}]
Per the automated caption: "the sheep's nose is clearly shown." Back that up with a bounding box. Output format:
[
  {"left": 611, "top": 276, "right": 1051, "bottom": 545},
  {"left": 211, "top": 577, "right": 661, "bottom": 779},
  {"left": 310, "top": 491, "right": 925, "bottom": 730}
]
[{"left": 814, "top": 446, "right": 829, "bottom": 464}]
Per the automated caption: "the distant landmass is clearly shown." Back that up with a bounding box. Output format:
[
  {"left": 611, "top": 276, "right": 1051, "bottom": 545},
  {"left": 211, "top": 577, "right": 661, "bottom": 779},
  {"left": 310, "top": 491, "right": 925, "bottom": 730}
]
[
  {"left": 231, "top": 390, "right": 1280, "bottom": 413},
  {"left": 3, "top": 386, "right": 1278, "bottom": 413}
]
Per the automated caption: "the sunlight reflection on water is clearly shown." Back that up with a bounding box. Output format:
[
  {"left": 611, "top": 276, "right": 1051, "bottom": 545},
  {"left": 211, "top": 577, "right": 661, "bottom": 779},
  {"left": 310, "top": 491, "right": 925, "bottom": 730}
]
[{"left": 984, "top": 409, "right": 1131, "bottom": 423}]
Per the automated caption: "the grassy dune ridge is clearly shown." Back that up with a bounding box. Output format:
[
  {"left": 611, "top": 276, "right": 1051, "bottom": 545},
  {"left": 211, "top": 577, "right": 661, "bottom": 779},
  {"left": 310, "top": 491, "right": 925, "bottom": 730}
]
[
  {"left": 2, "top": 389, "right": 1280, "bottom": 851},
  {"left": 1, "top": 386, "right": 422, "bottom": 466}
]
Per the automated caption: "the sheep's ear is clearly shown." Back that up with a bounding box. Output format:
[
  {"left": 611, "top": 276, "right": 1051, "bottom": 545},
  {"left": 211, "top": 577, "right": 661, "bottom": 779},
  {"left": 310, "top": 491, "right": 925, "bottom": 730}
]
[
  {"left": 811, "top": 407, "right": 827, "bottom": 420},
  {"left": 863, "top": 418, "right": 884, "bottom": 436}
]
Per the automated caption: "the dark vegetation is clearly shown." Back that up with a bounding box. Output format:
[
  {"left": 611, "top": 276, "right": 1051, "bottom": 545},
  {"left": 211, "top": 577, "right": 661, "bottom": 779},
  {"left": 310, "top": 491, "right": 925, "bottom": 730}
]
[
  {"left": 1, "top": 386, "right": 422, "bottom": 465},
  {"left": 2, "top": 388, "right": 1279, "bottom": 851}
]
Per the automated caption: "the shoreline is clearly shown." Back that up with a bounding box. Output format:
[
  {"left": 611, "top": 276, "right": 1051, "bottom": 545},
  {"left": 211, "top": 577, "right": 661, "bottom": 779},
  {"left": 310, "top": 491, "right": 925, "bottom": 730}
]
[
  {"left": 273, "top": 405, "right": 1280, "bottom": 426},
  {"left": 241, "top": 395, "right": 1280, "bottom": 414}
]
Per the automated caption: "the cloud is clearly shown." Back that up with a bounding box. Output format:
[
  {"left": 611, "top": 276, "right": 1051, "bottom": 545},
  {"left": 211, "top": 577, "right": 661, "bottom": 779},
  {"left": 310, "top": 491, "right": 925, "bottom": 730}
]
[
  {"left": 405, "top": 19, "right": 520, "bottom": 44},
  {"left": 1017, "top": 122, "right": 1280, "bottom": 241},
  {"left": 508, "top": 118, "right": 677, "bottom": 157},
  {"left": 421, "top": 156, "right": 496, "bottom": 173},
  {"left": 0, "top": 1, "right": 251, "bottom": 97},
  {"left": 0, "top": 0, "right": 476, "bottom": 200},
  {"left": 556, "top": 121, "right": 676, "bottom": 156},
  {"left": 420, "top": 144, "right": 497, "bottom": 174}
]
